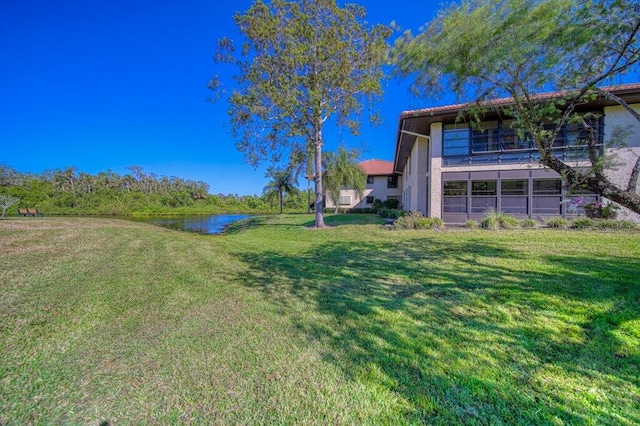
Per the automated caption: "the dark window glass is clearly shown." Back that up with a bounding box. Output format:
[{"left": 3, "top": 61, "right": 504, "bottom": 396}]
[
  {"left": 365, "top": 196, "right": 374, "bottom": 204},
  {"left": 366, "top": 176, "right": 374, "bottom": 184},
  {"left": 443, "top": 127, "right": 470, "bottom": 157},
  {"left": 443, "top": 197, "right": 468, "bottom": 213},
  {"left": 387, "top": 176, "right": 398, "bottom": 188},
  {"left": 471, "top": 180, "right": 497, "bottom": 196},
  {"left": 501, "top": 197, "right": 528, "bottom": 214},
  {"left": 444, "top": 181, "right": 468, "bottom": 196},
  {"left": 471, "top": 123, "right": 499, "bottom": 152},
  {"left": 533, "top": 179, "right": 561, "bottom": 195},
  {"left": 501, "top": 180, "right": 527, "bottom": 195},
  {"left": 471, "top": 197, "right": 497, "bottom": 213}
]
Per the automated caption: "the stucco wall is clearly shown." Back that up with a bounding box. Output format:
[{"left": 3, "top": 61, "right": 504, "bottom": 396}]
[
  {"left": 603, "top": 104, "right": 640, "bottom": 222},
  {"left": 325, "top": 174, "right": 402, "bottom": 209},
  {"left": 400, "top": 135, "right": 429, "bottom": 214}
]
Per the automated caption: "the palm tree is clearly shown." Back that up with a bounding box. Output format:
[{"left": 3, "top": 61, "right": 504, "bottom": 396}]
[
  {"left": 323, "top": 147, "right": 366, "bottom": 214},
  {"left": 263, "top": 167, "right": 298, "bottom": 214}
]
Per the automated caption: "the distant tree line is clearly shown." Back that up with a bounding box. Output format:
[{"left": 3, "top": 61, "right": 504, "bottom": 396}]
[{"left": 0, "top": 164, "right": 307, "bottom": 215}]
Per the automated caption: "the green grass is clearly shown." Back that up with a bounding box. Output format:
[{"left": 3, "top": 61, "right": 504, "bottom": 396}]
[{"left": 1, "top": 215, "right": 639, "bottom": 424}]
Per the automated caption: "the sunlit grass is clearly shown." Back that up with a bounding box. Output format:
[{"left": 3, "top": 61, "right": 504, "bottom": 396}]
[{"left": 1, "top": 216, "right": 638, "bottom": 424}]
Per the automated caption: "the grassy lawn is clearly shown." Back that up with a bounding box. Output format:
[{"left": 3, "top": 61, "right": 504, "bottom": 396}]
[{"left": 1, "top": 215, "right": 638, "bottom": 424}]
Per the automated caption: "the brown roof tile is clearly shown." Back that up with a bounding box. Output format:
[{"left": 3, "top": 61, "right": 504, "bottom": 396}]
[{"left": 359, "top": 159, "right": 394, "bottom": 175}]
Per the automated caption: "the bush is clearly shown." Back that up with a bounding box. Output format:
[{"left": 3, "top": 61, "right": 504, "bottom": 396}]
[
  {"left": 520, "top": 218, "right": 538, "bottom": 228},
  {"left": 393, "top": 211, "right": 444, "bottom": 230},
  {"left": 383, "top": 198, "right": 400, "bottom": 209},
  {"left": 571, "top": 217, "right": 596, "bottom": 229},
  {"left": 372, "top": 199, "right": 384, "bottom": 213},
  {"left": 596, "top": 219, "right": 637, "bottom": 230},
  {"left": 480, "top": 209, "right": 520, "bottom": 230},
  {"left": 545, "top": 217, "right": 570, "bottom": 229},
  {"left": 465, "top": 219, "right": 479, "bottom": 229},
  {"left": 378, "top": 208, "right": 404, "bottom": 219}
]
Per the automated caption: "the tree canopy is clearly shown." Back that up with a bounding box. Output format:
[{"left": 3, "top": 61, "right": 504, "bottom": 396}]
[
  {"left": 394, "top": 0, "right": 640, "bottom": 214},
  {"left": 323, "top": 147, "right": 366, "bottom": 213},
  {"left": 212, "top": 0, "right": 391, "bottom": 227}
]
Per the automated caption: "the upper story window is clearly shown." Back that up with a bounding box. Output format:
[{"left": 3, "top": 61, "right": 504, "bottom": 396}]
[
  {"left": 387, "top": 176, "right": 398, "bottom": 188},
  {"left": 443, "top": 124, "right": 470, "bottom": 156},
  {"left": 442, "top": 114, "right": 603, "bottom": 166},
  {"left": 366, "top": 175, "right": 374, "bottom": 185}
]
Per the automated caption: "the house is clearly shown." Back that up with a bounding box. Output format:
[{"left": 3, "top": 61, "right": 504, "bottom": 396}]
[
  {"left": 394, "top": 83, "right": 640, "bottom": 223},
  {"left": 324, "top": 159, "right": 402, "bottom": 210}
]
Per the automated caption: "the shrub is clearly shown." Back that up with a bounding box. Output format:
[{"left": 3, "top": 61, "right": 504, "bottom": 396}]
[
  {"left": 571, "top": 217, "right": 596, "bottom": 229},
  {"left": 520, "top": 218, "right": 538, "bottom": 228},
  {"left": 465, "top": 219, "right": 480, "bottom": 229},
  {"left": 393, "top": 211, "right": 444, "bottom": 230},
  {"left": 383, "top": 198, "right": 400, "bottom": 209},
  {"left": 596, "top": 219, "right": 637, "bottom": 230},
  {"left": 372, "top": 199, "right": 384, "bottom": 213},
  {"left": 545, "top": 217, "right": 570, "bottom": 229},
  {"left": 480, "top": 209, "right": 520, "bottom": 230},
  {"left": 378, "top": 208, "right": 404, "bottom": 219}
]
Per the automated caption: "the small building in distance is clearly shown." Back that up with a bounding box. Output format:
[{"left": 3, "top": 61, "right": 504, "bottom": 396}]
[{"left": 324, "top": 159, "right": 403, "bottom": 211}]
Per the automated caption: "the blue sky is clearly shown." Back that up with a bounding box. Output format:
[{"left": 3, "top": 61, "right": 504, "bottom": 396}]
[{"left": 1, "top": 0, "right": 444, "bottom": 195}]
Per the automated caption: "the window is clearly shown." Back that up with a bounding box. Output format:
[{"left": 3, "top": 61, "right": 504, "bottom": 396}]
[
  {"left": 471, "top": 121, "right": 499, "bottom": 153},
  {"left": 443, "top": 181, "right": 468, "bottom": 213},
  {"left": 387, "top": 176, "right": 398, "bottom": 188},
  {"left": 471, "top": 180, "right": 497, "bottom": 196},
  {"left": 501, "top": 180, "right": 527, "bottom": 195},
  {"left": 533, "top": 179, "right": 561, "bottom": 195},
  {"left": 365, "top": 195, "right": 374, "bottom": 204},
  {"left": 532, "top": 179, "right": 561, "bottom": 215},
  {"left": 443, "top": 125, "right": 470, "bottom": 157},
  {"left": 471, "top": 180, "right": 497, "bottom": 213},
  {"left": 338, "top": 195, "right": 351, "bottom": 205},
  {"left": 366, "top": 176, "right": 374, "bottom": 185},
  {"left": 444, "top": 181, "right": 467, "bottom": 196},
  {"left": 501, "top": 180, "right": 528, "bottom": 214}
]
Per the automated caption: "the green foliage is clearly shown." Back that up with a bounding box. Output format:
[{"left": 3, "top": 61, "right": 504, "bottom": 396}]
[
  {"left": 393, "top": 211, "right": 444, "bottom": 230},
  {"left": 465, "top": 219, "right": 480, "bottom": 229},
  {"left": 372, "top": 198, "right": 384, "bottom": 213},
  {"left": 545, "top": 217, "right": 570, "bottom": 229},
  {"left": 571, "top": 217, "right": 596, "bottom": 229},
  {"left": 519, "top": 218, "right": 539, "bottom": 228},
  {"left": 263, "top": 166, "right": 298, "bottom": 214},
  {"left": 378, "top": 208, "right": 404, "bottom": 219},
  {"left": 323, "top": 147, "right": 367, "bottom": 213},
  {"left": 393, "top": 0, "right": 640, "bottom": 214},
  {"left": 480, "top": 209, "right": 520, "bottom": 230},
  {"left": 0, "top": 164, "right": 295, "bottom": 215},
  {"left": 383, "top": 198, "right": 400, "bottom": 209},
  {"left": 212, "top": 0, "right": 391, "bottom": 227}
]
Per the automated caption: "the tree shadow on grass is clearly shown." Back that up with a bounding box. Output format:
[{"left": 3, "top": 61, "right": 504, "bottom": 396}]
[{"left": 234, "top": 237, "right": 639, "bottom": 424}]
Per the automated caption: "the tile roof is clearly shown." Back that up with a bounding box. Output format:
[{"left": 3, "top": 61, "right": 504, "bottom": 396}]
[
  {"left": 400, "top": 82, "right": 640, "bottom": 118},
  {"left": 359, "top": 159, "right": 394, "bottom": 175}
]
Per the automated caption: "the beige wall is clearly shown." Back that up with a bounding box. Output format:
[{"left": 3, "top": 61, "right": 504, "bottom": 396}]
[
  {"left": 325, "top": 174, "right": 402, "bottom": 210},
  {"left": 603, "top": 104, "right": 640, "bottom": 222},
  {"left": 400, "top": 135, "right": 429, "bottom": 214}
]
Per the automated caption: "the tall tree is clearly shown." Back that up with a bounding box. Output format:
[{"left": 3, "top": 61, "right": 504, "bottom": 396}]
[
  {"left": 263, "top": 166, "right": 298, "bottom": 214},
  {"left": 0, "top": 194, "right": 19, "bottom": 218},
  {"left": 393, "top": 0, "right": 640, "bottom": 214},
  {"left": 212, "top": 0, "right": 391, "bottom": 227},
  {"left": 323, "top": 147, "right": 366, "bottom": 213}
]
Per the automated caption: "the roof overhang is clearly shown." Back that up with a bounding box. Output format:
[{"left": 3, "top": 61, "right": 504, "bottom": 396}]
[{"left": 392, "top": 83, "right": 640, "bottom": 174}]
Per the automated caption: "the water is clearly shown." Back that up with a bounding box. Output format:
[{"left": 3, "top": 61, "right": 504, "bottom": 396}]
[{"left": 135, "top": 214, "right": 254, "bottom": 235}]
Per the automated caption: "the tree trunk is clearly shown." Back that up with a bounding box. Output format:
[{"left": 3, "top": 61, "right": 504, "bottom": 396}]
[
  {"left": 279, "top": 190, "right": 283, "bottom": 214},
  {"left": 313, "top": 131, "right": 325, "bottom": 228}
]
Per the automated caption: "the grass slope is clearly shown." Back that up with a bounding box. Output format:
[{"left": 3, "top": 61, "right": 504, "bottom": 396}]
[{"left": 1, "top": 215, "right": 638, "bottom": 424}]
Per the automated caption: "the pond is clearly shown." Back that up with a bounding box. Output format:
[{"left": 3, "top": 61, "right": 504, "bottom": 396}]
[{"left": 132, "top": 214, "right": 255, "bottom": 235}]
